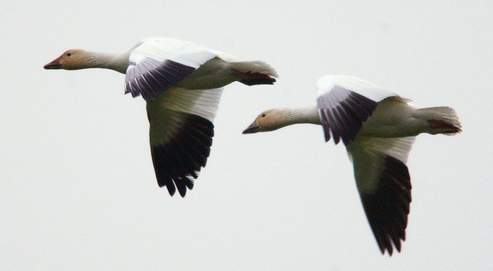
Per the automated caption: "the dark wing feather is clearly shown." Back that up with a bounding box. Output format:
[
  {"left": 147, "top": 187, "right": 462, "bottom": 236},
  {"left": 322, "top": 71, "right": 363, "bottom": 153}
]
[
  {"left": 149, "top": 112, "right": 214, "bottom": 197},
  {"left": 317, "top": 86, "right": 378, "bottom": 145},
  {"left": 125, "top": 58, "right": 196, "bottom": 100},
  {"left": 359, "top": 155, "right": 411, "bottom": 255},
  {"left": 349, "top": 137, "right": 415, "bottom": 255}
]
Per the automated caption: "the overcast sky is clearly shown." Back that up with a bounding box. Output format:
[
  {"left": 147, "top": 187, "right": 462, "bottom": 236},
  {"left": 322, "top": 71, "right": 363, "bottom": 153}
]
[{"left": 1, "top": 0, "right": 492, "bottom": 270}]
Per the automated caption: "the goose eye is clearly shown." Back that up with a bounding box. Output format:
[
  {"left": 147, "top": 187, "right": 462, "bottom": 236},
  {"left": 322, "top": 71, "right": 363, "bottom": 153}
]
[
  {"left": 67, "top": 53, "right": 72, "bottom": 57},
  {"left": 261, "top": 114, "right": 266, "bottom": 118}
]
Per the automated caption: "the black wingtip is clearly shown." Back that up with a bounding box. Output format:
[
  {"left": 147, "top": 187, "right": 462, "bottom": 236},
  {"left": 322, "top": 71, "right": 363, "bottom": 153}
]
[
  {"left": 156, "top": 173, "right": 196, "bottom": 197},
  {"left": 361, "top": 155, "right": 411, "bottom": 256},
  {"left": 150, "top": 114, "right": 214, "bottom": 197},
  {"left": 164, "top": 181, "right": 176, "bottom": 196}
]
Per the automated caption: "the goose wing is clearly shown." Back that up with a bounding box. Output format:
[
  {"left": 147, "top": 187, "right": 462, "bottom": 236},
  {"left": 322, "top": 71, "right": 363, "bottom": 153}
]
[
  {"left": 347, "top": 136, "right": 415, "bottom": 255},
  {"left": 146, "top": 86, "right": 223, "bottom": 197},
  {"left": 316, "top": 75, "right": 396, "bottom": 144},
  {"left": 125, "top": 37, "right": 217, "bottom": 100}
]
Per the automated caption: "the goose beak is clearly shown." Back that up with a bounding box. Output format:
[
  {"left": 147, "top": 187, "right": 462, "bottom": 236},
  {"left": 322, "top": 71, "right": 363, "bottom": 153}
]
[
  {"left": 242, "top": 121, "right": 260, "bottom": 134},
  {"left": 44, "top": 57, "right": 62, "bottom": 69}
]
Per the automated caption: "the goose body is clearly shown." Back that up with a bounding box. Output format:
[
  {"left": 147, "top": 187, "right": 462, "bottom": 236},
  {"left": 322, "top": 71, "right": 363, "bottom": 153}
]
[
  {"left": 243, "top": 75, "right": 461, "bottom": 255},
  {"left": 45, "top": 37, "right": 278, "bottom": 197}
]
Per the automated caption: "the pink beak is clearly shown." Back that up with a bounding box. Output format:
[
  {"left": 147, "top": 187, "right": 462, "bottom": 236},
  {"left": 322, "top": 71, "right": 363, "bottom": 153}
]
[{"left": 44, "top": 56, "right": 62, "bottom": 69}]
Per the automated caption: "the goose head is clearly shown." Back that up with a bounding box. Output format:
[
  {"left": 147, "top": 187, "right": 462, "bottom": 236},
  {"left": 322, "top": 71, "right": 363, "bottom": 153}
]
[
  {"left": 243, "top": 109, "right": 288, "bottom": 134},
  {"left": 44, "top": 49, "right": 93, "bottom": 70}
]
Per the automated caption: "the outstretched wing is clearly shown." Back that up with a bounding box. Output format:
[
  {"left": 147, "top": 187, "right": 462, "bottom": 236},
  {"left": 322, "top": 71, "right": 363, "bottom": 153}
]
[
  {"left": 126, "top": 37, "right": 217, "bottom": 100},
  {"left": 146, "top": 86, "right": 223, "bottom": 197},
  {"left": 347, "top": 136, "right": 415, "bottom": 255},
  {"left": 316, "top": 75, "right": 396, "bottom": 144}
]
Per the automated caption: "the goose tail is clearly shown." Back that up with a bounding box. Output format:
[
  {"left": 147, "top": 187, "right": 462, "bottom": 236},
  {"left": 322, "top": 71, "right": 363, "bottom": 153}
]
[
  {"left": 418, "top": 107, "right": 462, "bottom": 135},
  {"left": 230, "top": 61, "right": 278, "bottom": 86}
]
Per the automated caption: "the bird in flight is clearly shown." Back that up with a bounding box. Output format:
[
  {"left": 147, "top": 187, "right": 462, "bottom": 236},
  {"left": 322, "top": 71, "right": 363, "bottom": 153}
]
[
  {"left": 45, "top": 37, "right": 278, "bottom": 197},
  {"left": 243, "top": 75, "right": 461, "bottom": 255}
]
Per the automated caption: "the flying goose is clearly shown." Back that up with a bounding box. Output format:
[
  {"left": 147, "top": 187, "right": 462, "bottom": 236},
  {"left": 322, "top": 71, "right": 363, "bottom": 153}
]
[
  {"left": 242, "top": 75, "right": 461, "bottom": 255},
  {"left": 44, "top": 37, "right": 278, "bottom": 197}
]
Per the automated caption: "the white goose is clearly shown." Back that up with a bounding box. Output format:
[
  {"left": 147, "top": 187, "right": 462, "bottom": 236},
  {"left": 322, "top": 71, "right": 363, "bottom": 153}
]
[
  {"left": 45, "top": 37, "right": 278, "bottom": 197},
  {"left": 243, "top": 75, "right": 461, "bottom": 255}
]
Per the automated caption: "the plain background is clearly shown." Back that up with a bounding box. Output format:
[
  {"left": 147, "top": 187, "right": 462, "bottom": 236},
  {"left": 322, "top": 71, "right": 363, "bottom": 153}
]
[{"left": 1, "top": 0, "right": 492, "bottom": 270}]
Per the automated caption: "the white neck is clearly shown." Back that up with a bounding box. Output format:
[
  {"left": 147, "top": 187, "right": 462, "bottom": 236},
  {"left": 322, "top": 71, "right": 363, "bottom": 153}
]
[
  {"left": 83, "top": 51, "right": 129, "bottom": 73},
  {"left": 281, "top": 106, "right": 321, "bottom": 126}
]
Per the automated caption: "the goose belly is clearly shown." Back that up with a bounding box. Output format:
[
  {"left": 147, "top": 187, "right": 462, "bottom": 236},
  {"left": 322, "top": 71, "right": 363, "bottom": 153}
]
[{"left": 358, "top": 97, "right": 425, "bottom": 138}]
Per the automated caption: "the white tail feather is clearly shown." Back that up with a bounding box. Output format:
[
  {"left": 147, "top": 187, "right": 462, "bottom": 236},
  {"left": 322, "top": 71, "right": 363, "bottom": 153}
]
[{"left": 417, "top": 107, "right": 462, "bottom": 135}]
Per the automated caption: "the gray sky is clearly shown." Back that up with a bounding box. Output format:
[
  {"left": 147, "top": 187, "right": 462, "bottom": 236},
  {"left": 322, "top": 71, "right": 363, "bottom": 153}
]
[{"left": 1, "top": 0, "right": 492, "bottom": 270}]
